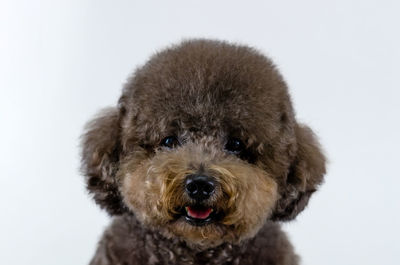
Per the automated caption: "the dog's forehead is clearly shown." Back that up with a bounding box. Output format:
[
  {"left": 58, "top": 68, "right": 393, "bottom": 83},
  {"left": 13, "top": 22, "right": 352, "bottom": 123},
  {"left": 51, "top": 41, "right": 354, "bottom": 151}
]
[{"left": 122, "top": 40, "right": 293, "bottom": 143}]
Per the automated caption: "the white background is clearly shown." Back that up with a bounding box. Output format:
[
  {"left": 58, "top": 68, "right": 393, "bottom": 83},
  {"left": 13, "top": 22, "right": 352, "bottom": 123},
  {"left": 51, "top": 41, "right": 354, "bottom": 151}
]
[{"left": 1, "top": 1, "right": 399, "bottom": 264}]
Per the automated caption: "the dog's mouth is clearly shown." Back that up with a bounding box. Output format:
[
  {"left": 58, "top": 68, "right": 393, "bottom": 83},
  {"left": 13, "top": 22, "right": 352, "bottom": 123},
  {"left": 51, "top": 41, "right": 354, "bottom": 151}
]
[
  {"left": 186, "top": 205, "right": 213, "bottom": 219},
  {"left": 178, "top": 205, "right": 222, "bottom": 226}
]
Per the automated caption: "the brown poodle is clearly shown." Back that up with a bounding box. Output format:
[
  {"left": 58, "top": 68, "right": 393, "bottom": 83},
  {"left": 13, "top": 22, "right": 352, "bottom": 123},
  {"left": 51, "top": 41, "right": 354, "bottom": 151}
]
[{"left": 81, "top": 39, "right": 326, "bottom": 265}]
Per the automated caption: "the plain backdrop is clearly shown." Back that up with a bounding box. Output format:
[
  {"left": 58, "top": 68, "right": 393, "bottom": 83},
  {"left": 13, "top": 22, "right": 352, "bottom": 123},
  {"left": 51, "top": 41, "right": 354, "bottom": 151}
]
[{"left": 1, "top": 0, "right": 399, "bottom": 264}]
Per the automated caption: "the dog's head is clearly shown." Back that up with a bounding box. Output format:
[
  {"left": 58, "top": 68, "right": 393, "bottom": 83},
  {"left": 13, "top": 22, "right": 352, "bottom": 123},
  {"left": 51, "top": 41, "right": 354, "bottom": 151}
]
[{"left": 81, "top": 39, "right": 326, "bottom": 247}]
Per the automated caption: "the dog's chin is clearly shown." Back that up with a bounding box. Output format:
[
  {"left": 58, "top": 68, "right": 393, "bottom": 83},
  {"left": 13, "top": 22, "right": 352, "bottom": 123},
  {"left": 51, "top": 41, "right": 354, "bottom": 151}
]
[{"left": 168, "top": 220, "right": 227, "bottom": 248}]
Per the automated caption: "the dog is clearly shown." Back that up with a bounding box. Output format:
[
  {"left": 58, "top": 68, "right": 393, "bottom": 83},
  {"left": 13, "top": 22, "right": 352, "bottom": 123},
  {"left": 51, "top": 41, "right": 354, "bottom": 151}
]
[{"left": 81, "top": 39, "right": 326, "bottom": 265}]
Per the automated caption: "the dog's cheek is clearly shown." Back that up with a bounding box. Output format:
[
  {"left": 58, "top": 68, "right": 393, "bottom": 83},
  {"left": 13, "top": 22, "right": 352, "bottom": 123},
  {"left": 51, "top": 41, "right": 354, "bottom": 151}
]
[
  {"left": 120, "top": 161, "right": 164, "bottom": 222},
  {"left": 239, "top": 175, "right": 278, "bottom": 236},
  {"left": 220, "top": 166, "right": 278, "bottom": 240}
]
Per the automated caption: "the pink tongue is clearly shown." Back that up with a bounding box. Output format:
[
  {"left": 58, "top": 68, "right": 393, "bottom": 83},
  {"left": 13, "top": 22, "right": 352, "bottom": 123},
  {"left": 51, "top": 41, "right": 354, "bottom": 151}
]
[{"left": 186, "top": 207, "right": 212, "bottom": 219}]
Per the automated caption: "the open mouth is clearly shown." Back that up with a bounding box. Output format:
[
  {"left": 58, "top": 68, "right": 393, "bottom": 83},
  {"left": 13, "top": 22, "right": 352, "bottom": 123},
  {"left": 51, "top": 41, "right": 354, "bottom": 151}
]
[{"left": 182, "top": 205, "right": 218, "bottom": 226}]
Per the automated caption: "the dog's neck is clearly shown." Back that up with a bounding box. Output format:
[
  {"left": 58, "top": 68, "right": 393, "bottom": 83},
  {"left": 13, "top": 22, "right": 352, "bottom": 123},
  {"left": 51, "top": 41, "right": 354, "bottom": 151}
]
[{"left": 118, "top": 214, "right": 250, "bottom": 264}]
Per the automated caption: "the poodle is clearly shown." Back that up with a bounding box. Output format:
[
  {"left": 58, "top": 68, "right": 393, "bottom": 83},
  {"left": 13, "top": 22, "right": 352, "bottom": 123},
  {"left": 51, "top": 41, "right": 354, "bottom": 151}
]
[{"left": 81, "top": 39, "right": 326, "bottom": 265}]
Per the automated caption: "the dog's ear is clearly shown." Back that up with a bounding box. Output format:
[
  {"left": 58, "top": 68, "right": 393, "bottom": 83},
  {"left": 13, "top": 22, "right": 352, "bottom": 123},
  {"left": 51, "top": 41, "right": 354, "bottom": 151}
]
[
  {"left": 81, "top": 107, "right": 127, "bottom": 215},
  {"left": 272, "top": 124, "right": 326, "bottom": 221}
]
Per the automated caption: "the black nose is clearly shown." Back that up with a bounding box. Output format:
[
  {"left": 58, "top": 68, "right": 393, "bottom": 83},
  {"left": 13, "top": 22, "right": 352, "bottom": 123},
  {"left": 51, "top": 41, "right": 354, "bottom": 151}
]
[{"left": 185, "top": 174, "right": 215, "bottom": 201}]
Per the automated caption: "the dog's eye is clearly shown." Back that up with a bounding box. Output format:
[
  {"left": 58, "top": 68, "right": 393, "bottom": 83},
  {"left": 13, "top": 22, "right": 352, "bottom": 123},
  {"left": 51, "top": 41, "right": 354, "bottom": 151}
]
[
  {"left": 225, "top": 138, "right": 245, "bottom": 154},
  {"left": 160, "top": 136, "right": 180, "bottom": 149}
]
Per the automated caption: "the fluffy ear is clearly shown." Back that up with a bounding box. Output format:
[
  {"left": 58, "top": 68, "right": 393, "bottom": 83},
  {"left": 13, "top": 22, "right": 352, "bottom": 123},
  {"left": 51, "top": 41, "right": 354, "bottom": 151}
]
[
  {"left": 272, "top": 124, "right": 326, "bottom": 221},
  {"left": 80, "top": 107, "right": 127, "bottom": 215}
]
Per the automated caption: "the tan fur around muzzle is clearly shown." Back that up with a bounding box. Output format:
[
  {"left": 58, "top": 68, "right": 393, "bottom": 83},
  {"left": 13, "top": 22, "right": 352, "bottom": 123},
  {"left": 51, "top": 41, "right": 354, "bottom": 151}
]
[{"left": 120, "top": 143, "right": 278, "bottom": 243}]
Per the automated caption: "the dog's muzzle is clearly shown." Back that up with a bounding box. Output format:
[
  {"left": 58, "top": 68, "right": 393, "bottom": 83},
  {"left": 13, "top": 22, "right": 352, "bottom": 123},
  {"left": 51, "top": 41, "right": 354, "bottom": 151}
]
[{"left": 181, "top": 174, "right": 221, "bottom": 226}]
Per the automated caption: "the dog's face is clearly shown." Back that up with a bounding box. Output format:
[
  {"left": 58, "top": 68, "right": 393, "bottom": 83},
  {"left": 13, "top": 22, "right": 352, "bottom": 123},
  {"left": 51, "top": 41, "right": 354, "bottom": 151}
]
[{"left": 81, "top": 40, "right": 326, "bottom": 248}]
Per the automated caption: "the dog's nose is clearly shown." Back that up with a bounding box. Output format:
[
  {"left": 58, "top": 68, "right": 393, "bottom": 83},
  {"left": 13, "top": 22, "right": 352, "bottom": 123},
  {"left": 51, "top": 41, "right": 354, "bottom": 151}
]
[{"left": 185, "top": 174, "right": 215, "bottom": 201}]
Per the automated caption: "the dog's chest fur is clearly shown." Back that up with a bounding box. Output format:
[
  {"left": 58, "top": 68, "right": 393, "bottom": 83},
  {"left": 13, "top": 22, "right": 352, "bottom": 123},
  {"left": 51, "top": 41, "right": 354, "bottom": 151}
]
[{"left": 90, "top": 215, "right": 298, "bottom": 265}]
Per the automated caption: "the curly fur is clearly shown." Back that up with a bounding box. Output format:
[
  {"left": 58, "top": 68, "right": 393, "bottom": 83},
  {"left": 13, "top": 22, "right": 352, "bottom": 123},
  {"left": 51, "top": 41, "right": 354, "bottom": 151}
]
[
  {"left": 81, "top": 39, "right": 326, "bottom": 264},
  {"left": 90, "top": 216, "right": 297, "bottom": 265}
]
